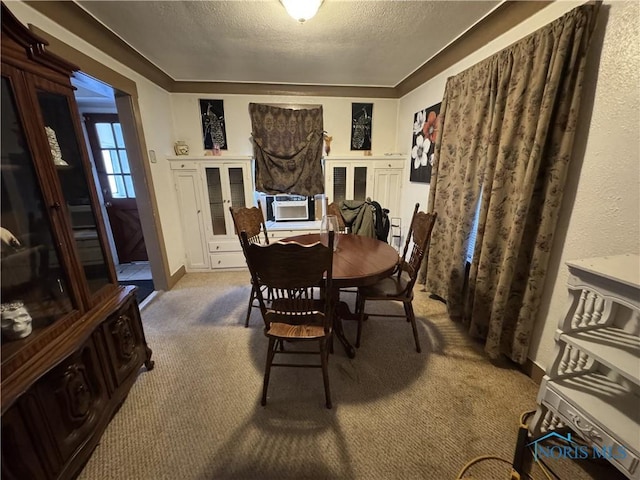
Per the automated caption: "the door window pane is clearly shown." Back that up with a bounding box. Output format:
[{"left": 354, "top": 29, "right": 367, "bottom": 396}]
[
  {"left": 109, "top": 175, "right": 127, "bottom": 198},
  {"left": 96, "top": 123, "right": 116, "bottom": 148},
  {"left": 113, "top": 123, "right": 125, "bottom": 148},
  {"left": 120, "top": 150, "right": 130, "bottom": 174},
  {"left": 102, "top": 151, "right": 115, "bottom": 174},
  {"left": 98, "top": 127, "right": 133, "bottom": 198},
  {"left": 103, "top": 150, "right": 121, "bottom": 173},
  {"left": 124, "top": 176, "right": 135, "bottom": 198}
]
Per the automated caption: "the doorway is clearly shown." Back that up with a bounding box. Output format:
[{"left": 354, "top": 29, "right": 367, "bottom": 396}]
[
  {"left": 72, "top": 73, "right": 154, "bottom": 303},
  {"left": 84, "top": 113, "right": 148, "bottom": 264}
]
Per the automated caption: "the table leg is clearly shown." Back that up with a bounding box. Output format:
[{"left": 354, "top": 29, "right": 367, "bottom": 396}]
[
  {"left": 336, "top": 300, "right": 368, "bottom": 321},
  {"left": 333, "top": 301, "right": 356, "bottom": 358}
]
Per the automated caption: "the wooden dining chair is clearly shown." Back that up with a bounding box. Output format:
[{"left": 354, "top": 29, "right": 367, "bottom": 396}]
[
  {"left": 355, "top": 204, "right": 437, "bottom": 352},
  {"left": 327, "top": 202, "right": 347, "bottom": 233},
  {"left": 241, "top": 230, "right": 336, "bottom": 409},
  {"left": 229, "top": 203, "right": 270, "bottom": 327}
]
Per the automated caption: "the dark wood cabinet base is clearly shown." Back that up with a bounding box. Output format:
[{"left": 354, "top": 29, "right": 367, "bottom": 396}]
[{"left": 2, "top": 286, "right": 152, "bottom": 480}]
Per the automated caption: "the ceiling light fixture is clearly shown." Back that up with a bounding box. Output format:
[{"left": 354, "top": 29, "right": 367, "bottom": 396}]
[{"left": 281, "top": 0, "right": 323, "bottom": 23}]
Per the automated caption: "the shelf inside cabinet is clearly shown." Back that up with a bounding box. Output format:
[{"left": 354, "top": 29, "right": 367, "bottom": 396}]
[
  {"left": 546, "top": 372, "right": 640, "bottom": 457},
  {"left": 559, "top": 328, "right": 640, "bottom": 386}
]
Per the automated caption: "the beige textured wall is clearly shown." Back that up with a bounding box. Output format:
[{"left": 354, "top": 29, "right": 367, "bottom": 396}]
[
  {"left": 396, "top": 0, "right": 640, "bottom": 368},
  {"left": 169, "top": 94, "right": 399, "bottom": 158},
  {"left": 528, "top": 0, "right": 640, "bottom": 368}
]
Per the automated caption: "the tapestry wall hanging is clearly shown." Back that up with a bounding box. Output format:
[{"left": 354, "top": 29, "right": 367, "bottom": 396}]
[
  {"left": 350, "top": 103, "right": 373, "bottom": 151},
  {"left": 410, "top": 102, "right": 441, "bottom": 184},
  {"left": 199, "top": 99, "right": 228, "bottom": 150},
  {"left": 249, "top": 103, "right": 325, "bottom": 196}
]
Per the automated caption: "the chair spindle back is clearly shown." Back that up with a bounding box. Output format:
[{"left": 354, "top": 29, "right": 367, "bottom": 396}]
[
  {"left": 241, "top": 231, "right": 335, "bottom": 331},
  {"left": 230, "top": 202, "right": 269, "bottom": 245},
  {"left": 397, "top": 204, "right": 437, "bottom": 296}
]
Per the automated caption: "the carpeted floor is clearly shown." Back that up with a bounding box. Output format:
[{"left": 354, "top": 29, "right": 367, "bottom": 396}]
[{"left": 79, "top": 271, "right": 625, "bottom": 480}]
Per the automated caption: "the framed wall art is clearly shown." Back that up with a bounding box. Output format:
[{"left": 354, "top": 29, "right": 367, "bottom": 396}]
[
  {"left": 199, "top": 99, "right": 228, "bottom": 150},
  {"left": 350, "top": 102, "right": 373, "bottom": 151},
  {"left": 410, "top": 102, "right": 441, "bottom": 184}
]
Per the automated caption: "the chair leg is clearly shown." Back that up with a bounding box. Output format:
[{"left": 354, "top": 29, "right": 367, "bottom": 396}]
[
  {"left": 245, "top": 284, "right": 257, "bottom": 327},
  {"left": 355, "top": 295, "right": 366, "bottom": 348},
  {"left": 320, "top": 338, "right": 332, "bottom": 409},
  {"left": 404, "top": 301, "right": 421, "bottom": 353},
  {"left": 261, "top": 337, "right": 277, "bottom": 406}
]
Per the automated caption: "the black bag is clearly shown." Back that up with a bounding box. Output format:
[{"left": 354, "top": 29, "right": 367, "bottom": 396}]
[{"left": 370, "top": 200, "right": 390, "bottom": 242}]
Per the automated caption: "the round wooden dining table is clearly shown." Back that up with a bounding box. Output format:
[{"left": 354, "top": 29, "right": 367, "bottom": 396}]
[{"left": 282, "top": 233, "right": 399, "bottom": 357}]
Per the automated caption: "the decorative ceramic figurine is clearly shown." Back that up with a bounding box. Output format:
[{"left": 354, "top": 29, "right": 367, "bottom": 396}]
[
  {"left": 174, "top": 141, "right": 189, "bottom": 155},
  {"left": 45, "top": 126, "right": 69, "bottom": 166},
  {"left": 1, "top": 300, "right": 33, "bottom": 340},
  {"left": 323, "top": 132, "right": 333, "bottom": 156}
]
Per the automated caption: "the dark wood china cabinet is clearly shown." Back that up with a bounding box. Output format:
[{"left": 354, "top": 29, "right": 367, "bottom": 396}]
[{"left": 1, "top": 5, "right": 153, "bottom": 479}]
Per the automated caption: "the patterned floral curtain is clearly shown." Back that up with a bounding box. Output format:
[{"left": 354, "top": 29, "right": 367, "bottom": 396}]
[
  {"left": 426, "top": 4, "right": 599, "bottom": 363},
  {"left": 249, "top": 103, "right": 324, "bottom": 196}
]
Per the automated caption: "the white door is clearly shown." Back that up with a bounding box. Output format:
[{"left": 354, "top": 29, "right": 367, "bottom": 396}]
[
  {"left": 373, "top": 168, "right": 403, "bottom": 218},
  {"left": 174, "top": 170, "right": 208, "bottom": 270}
]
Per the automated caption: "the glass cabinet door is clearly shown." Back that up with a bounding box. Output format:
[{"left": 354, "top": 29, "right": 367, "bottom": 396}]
[
  {"left": 205, "top": 165, "right": 247, "bottom": 236},
  {"left": 330, "top": 165, "right": 368, "bottom": 204},
  {"left": 228, "top": 167, "right": 247, "bottom": 209},
  {"left": 353, "top": 166, "right": 367, "bottom": 201},
  {"left": 332, "top": 166, "right": 347, "bottom": 204},
  {"left": 1, "top": 76, "right": 74, "bottom": 346},
  {"left": 205, "top": 167, "right": 226, "bottom": 235},
  {"left": 36, "top": 90, "right": 110, "bottom": 294}
]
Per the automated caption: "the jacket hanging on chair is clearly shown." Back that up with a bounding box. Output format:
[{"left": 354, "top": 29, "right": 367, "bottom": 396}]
[{"left": 339, "top": 200, "right": 389, "bottom": 241}]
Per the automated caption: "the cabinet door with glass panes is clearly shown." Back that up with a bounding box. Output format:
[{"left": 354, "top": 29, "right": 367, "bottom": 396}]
[
  {"left": 324, "top": 160, "right": 372, "bottom": 205},
  {"left": 1, "top": 68, "right": 81, "bottom": 371},
  {"left": 1, "top": 64, "right": 115, "bottom": 376},
  {"left": 201, "top": 161, "right": 253, "bottom": 238},
  {"left": 31, "top": 79, "right": 115, "bottom": 297}
]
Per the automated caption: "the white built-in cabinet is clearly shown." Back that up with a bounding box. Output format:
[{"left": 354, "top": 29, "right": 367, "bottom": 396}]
[
  {"left": 531, "top": 254, "right": 640, "bottom": 479},
  {"left": 324, "top": 155, "right": 405, "bottom": 219},
  {"left": 170, "top": 156, "right": 253, "bottom": 271},
  {"left": 170, "top": 155, "right": 407, "bottom": 271}
]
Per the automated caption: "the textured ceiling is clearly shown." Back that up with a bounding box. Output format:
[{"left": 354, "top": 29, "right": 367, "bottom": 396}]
[{"left": 77, "top": 0, "right": 501, "bottom": 87}]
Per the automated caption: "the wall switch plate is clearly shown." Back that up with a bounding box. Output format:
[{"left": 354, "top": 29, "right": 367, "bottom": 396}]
[{"left": 149, "top": 149, "right": 157, "bottom": 163}]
